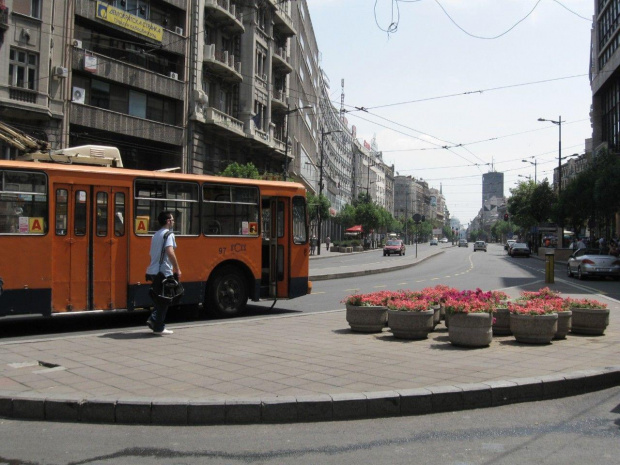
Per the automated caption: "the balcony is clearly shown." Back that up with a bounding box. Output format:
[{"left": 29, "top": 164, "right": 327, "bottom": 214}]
[
  {"left": 72, "top": 49, "right": 185, "bottom": 101},
  {"left": 9, "top": 87, "right": 38, "bottom": 104},
  {"left": 204, "top": 0, "right": 244, "bottom": 34},
  {"left": 273, "top": 3, "right": 296, "bottom": 36},
  {"left": 0, "top": 8, "right": 9, "bottom": 31},
  {"left": 203, "top": 44, "right": 243, "bottom": 82},
  {"left": 272, "top": 47, "right": 293, "bottom": 73},
  {"left": 271, "top": 88, "right": 287, "bottom": 110},
  {"left": 70, "top": 104, "right": 184, "bottom": 146},
  {"left": 204, "top": 107, "right": 246, "bottom": 140}
]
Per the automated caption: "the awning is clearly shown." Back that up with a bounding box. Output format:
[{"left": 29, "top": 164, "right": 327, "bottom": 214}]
[{"left": 345, "top": 225, "right": 363, "bottom": 233}]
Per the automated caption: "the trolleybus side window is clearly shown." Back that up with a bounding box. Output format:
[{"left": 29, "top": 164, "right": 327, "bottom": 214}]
[
  {"left": 292, "top": 196, "right": 307, "bottom": 245},
  {"left": 74, "top": 190, "right": 87, "bottom": 236},
  {"left": 55, "top": 189, "right": 68, "bottom": 235},
  {"left": 202, "top": 184, "right": 259, "bottom": 236},
  {"left": 134, "top": 179, "right": 199, "bottom": 235},
  {"left": 0, "top": 170, "right": 47, "bottom": 235},
  {"left": 96, "top": 192, "right": 108, "bottom": 236},
  {"left": 114, "top": 192, "right": 125, "bottom": 236}
]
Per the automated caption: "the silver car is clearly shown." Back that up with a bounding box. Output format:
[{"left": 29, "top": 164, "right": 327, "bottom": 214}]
[
  {"left": 473, "top": 241, "right": 487, "bottom": 252},
  {"left": 567, "top": 248, "right": 620, "bottom": 280}
]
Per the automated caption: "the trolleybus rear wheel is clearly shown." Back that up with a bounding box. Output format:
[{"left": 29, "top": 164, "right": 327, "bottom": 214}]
[{"left": 207, "top": 265, "right": 248, "bottom": 317}]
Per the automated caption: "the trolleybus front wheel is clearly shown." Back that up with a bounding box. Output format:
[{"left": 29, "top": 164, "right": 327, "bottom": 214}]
[{"left": 207, "top": 265, "right": 248, "bottom": 317}]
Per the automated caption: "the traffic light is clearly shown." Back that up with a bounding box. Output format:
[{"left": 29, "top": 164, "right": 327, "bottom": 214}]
[{"left": 504, "top": 213, "right": 509, "bottom": 221}]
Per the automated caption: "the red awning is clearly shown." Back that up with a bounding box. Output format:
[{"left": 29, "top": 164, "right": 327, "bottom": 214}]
[{"left": 345, "top": 225, "right": 363, "bottom": 233}]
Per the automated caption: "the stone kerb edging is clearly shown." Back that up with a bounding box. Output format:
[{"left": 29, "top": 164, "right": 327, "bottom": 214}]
[
  {"left": 1, "top": 366, "right": 619, "bottom": 425},
  {"left": 310, "top": 250, "right": 445, "bottom": 281}
]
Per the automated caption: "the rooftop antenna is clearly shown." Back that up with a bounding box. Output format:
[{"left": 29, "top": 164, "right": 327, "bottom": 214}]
[{"left": 340, "top": 79, "right": 345, "bottom": 120}]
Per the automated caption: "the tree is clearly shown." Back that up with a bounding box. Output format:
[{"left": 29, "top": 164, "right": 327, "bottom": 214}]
[
  {"left": 355, "top": 201, "right": 381, "bottom": 237},
  {"left": 307, "top": 191, "right": 330, "bottom": 226},
  {"left": 218, "top": 162, "right": 260, "bottom": 179}
]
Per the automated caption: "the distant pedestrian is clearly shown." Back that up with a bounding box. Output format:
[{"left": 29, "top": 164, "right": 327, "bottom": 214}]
[
  {"left": 145, "top": 211, "right": 181, "bottom": 335},
  {"left": 310, "top": 235, "right": 317, "bottom": 255},
  {"left": 576, "top": 238, "right": 586, "bottom": 250},
  {"left": 325, "top": 236, "right": 331, "bottom": 252}
]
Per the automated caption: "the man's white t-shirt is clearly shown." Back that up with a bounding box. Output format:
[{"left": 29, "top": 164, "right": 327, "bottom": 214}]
[{"left": 146, "top": 228, "right": 177, "bottom": 277}]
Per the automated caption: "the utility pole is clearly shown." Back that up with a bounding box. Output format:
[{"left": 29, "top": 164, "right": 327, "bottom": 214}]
[
  {"left": 282, "top": 104, "right": 311, "bottom": 180},
  {"left": 317, "top": 128, "right": 342, "bottom": 255}
]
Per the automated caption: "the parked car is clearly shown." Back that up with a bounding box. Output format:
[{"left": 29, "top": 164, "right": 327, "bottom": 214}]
[
  {"left": 430, "top": 238, "right": 438, "bottom": 246},
  {"left": 567, "top": 248, "right": 620, "bottom": 280},
  {"left": 383, "top": 239, "right": 406, "bottom": 256},
  {"left": 440, "top": 237, "right": 449, "bottom": 243},
  {"left": 504, "top": 239, "right": 516, "bottom": 251},
  {"left": 458, "top": 239, "right": 468, "bottom": 247},
  {"left": 473, "top": 240, "right": 487, "bottom": 252},
  {"left": 509, "top": 243, "right": 530, "bottom": 257}
]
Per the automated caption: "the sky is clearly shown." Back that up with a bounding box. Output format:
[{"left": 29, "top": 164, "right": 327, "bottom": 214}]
[{"left": 306, "top": 0, "right": 594, "bottom": 228}]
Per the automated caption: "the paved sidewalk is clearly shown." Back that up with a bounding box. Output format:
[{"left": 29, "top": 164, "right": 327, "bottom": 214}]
[{"left": 0, "top": 249, "right": 619, "bottom": 425}]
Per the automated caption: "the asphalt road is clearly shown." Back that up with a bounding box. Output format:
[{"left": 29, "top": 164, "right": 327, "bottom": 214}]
[
  {"left": 2, "top": 243, "right": 618, "bottom": 340},
  {"left": 0, "top": 386, "right": 618, "bottom": 465}
]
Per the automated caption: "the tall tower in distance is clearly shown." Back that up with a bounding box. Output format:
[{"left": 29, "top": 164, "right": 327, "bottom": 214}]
[{"left": 482, "top": 171, "right": 504, "bottom": 202}]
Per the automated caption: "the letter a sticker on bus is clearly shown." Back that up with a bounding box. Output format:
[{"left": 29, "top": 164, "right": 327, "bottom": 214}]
[
  {"left": 135, "top": 216, "right": 149, "bottom": 234},
  {"left": 29, "top": 217, "right": 43, "bottom": 233}
]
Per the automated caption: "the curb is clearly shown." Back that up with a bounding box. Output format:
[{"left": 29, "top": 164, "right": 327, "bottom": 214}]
[
  {"left": 310, "top": 250, "right": 445, "bottom": 281},
  {"left": 2, "top": 366, "right": 619, "bottom": 425}
]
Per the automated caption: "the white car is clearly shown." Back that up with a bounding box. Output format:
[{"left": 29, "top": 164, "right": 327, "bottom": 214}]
[
  {"left": 440, "top": 237, "right": 449, "bottom": 243},
  {"left": 473, "top": 241, "right": 487, "bottom": 252}
]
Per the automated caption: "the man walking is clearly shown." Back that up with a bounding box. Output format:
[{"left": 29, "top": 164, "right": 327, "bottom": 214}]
[
  {"left": 325, "top": 236, "right": 330, "bottom": 252},
  {"left": 146, "top": 211, "right": 181, "bottom": 335}
]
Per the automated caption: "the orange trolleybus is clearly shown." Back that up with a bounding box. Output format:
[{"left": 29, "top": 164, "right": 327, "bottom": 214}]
[{"left": 0, "top": 148, "right": 311, "bottom": 319}]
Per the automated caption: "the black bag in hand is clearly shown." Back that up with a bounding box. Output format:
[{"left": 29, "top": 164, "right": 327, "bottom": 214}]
[{"left": 150, "top": 272, "right": 184, "bottom": 305}]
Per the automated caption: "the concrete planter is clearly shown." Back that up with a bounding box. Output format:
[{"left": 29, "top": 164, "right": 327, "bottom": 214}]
[
  {"left": 345, "top": 304, "right": 388, "bottom": 333},
  {"left": 570, "top": 307, "right": 609, "bottom": 335},
  {"left": 388, "top": 309, "right": 434, "bottom": 340},
  {"left": 553, "top": 310, "right": 572, "bottom": 339},
  {"left": 353, "top": 246, "right": 364, "bottom": 252},
  {"left": 510, "top": 312, "right": 558, "bottom": 344},
  {"left": 492, "top": 307, "right": 512, "bottom": 336},
  {"left": 448, "top": 312, "right": 493, "bottom": 348},
  {"left": 431, "top": 304, "right": 441, "bottom": 328}
]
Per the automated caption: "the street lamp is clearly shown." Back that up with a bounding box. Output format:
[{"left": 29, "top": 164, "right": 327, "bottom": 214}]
[
  {"left": 538, "top": 116, "right": 563, "bottom": 246},
  {"left": 518, "top": 174, "right": 531, "bottom": 181},
  {"left": 283, "top": 104, "right": 312, "bottom": 180},
  {"left": 317, "top": 128, "right": 342, "bottom": 255},
  {"left": 521, "top": 157, "right": 537, "bottom": 183}
]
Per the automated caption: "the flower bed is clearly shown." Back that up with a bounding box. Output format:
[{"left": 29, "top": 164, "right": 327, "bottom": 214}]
[{"left": 342, "top": 286, "right": 610, "bottom": 343}]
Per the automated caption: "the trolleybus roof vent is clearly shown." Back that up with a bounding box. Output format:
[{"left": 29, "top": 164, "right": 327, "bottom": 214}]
[{"left": 17, "top": 145, "right": 124, "bottom": 167}]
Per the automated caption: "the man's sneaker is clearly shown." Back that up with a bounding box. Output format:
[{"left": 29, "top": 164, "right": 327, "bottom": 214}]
[
  {"left": 153, "top": 328, "right": 173, "bottom": 335},
  {"left": 146, "top": 319, "right": 154, "bottom": 330}
]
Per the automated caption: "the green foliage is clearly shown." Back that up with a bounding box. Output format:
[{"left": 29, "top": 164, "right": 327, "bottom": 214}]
[
  {"left": 355, "top": 201, "right": 381, "bottom": 235},
  {"left": 307, "top": 191, "right": 330, "bottom": 223},
  {"left": 218, "top": 162, "right": 261, "bottom": 179}
]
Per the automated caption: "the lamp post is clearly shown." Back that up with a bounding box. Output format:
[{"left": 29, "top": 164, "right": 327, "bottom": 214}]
[
  {"left": 538, "top": 116, "right": 563, "bottom": 247},
  {"left": 317, "top": 128, "right": 342, "bottom": 255},
  {"left": 283, "top": 104, "right": 311, "bottom": 180},
  {"left": 521, "top": 157, "right": 537, "bottom": 183}
]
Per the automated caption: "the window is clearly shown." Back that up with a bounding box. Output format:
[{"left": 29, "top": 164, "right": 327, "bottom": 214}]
[
  {"left": 8, "top": 48, "right": 38, "bottom": 90},
  {"left": 13, "top": 0, "right": 41, "bottom": 19},
  {"left": 134, "top": 179, "right": 200, "bottom": 235},
  {"left": 202, "top": 185, "right": 259, "bottom": 236},
  {"left": 253, "top": 101, "right": 266, "bottom": 131},
  {"left": 292, "top": 196, "right": 307, "bottom": 244},
  {"left": 257, "top": 7, "right": 266, "bottom": 31},
  {"left": 0, "top": 170, "right": 47, "bottom": 235},
  {"left": 128, "top": 90, "right": 147, "bottom": 118},
  {"left": 55, "top": 189, "right": 68, "bottom": 236},
  {"left": 255, "top": 45, "right": 267, "bottom": 78},
  {"left": 114, "top": 193, "right": 125, "bottom": 236},
  {"left": 96, "top": 192, "right": 108, "bottom": 236},
  {"left": 91, "top": 79, "right": 110, "bottom": 109}
]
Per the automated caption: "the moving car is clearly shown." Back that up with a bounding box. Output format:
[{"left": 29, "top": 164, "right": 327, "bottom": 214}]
[
  {"left": 383, "top": 239, "right": 406, "bottom": 256},
  {"left": 430, "top": 238, "right": 438, "bottom": 246},
  {"left": 473, "top": 240, "right": 487, "bottom": 252},
  {"left": 458, "top": 239, "right": 468, "bottom": 247},
  {"left": 440, "top": 237, "right": 449, "bottom": 243},
  {"left": 509, "top": 243, "right": 530, "bottom": 257},
  {"left": 504, "top": 239, "right": 516, "bottom": 251},
  {"left": 567, "top": 248, "right": 620, "bottom": 280}
]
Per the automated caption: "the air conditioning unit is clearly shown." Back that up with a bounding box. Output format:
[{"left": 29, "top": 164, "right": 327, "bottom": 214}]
[
  {"left": 169, "top": 72, "right": 179, "bottom": 80},
  {"left": 72, "top": 39, "right": 83, "bottom": 49},
  {"left": 53, "top": 66, "right": 69, "bottom": 78},
  {"left": 174, "top": 26, "right": 184, "bottom": 35},
  {"left": 72, "top": 87, "right": 86, "bottom": 104}
]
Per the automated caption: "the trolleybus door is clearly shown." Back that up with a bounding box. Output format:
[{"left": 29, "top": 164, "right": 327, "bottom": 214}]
[
  {"left": 268, "top": 198, "right": 289, "bottom": 298},
  {"left": 52, "top": 185, "right": 128, "bottom": 312}
]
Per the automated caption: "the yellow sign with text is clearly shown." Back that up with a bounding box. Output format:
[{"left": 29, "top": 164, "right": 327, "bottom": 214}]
[{"left": 96, "top": 1, "right": 163, "bottom": 42}]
